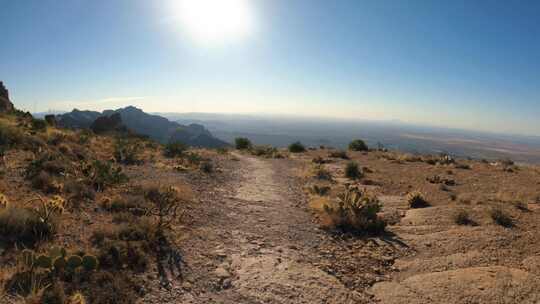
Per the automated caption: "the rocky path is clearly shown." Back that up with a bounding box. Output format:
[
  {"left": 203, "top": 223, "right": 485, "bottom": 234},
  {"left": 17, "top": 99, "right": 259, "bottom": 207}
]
[
  {"left": 371, "top": 197, "right": 540, "bottom": 304},
  {"left": 169, "top": 153, "right": 361, "bottom": 303}
]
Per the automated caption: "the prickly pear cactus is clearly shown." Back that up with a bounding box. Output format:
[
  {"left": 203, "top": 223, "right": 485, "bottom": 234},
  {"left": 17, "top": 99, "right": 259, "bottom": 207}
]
[
  {"left": 53, "top": 256, "right": 66, "bottom": 269},
  {"left": 81, "top": 255, "right": 98, "bottom": 271},
  {"left": 66, "top": 255, "right": 83, "bottom": 269},
  {"left": 35, "top": 254, "right": 53, "bottom": 269},
  {"left": 49, "top": 246, "right": 66, "bottom": 259}
]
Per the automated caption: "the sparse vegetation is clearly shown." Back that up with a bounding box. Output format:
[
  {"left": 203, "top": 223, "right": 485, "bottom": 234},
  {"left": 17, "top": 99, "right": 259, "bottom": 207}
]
[
  {"left": 235, "top": 137, "right": 252, "bottom": 150},
  {"left": 407, "top": 191, "right": 430, "bottom": 208},
  {"left": 163, "top": 141, "right": 187, "bottom": 158},
  {"left": 348, "top": 139, "right": 368, "bottom": 152},
  {"left": 114, "top": 138, "right": 143, "bottom": 165},
  {"left": 322, "top": 186, "right": 386, "bottom": 234},
  {"left": 288, "top": 141, "right": 306, "bottom": 153},
  {"left": 344, "top": 161, "right": 362, "bottom": 180},
  {"left": 312, "top": 165, "right": 332, "bottom": 180},
  {"left": 87, "top": 160, "right": 128, "bottom": 191},
  {"left": 309, "top": 185, "right": 330, "bottom": 196},
  {"left": 453, "top": 209, "right": 476, "bottom": 225},
  {"left": 490, "top": 207, "right": 514, "bottom": 227}
]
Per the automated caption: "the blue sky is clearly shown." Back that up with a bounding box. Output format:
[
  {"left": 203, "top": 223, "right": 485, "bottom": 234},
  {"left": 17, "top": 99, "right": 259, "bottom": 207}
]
[{"left": 1, "top": 0, "right": 539, "bottom": 135}]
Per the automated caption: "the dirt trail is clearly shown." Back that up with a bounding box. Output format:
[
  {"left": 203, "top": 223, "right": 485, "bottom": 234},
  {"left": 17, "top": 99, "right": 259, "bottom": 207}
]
[{"left": 166, "top": 153, "right": 361, "bottom": 304}]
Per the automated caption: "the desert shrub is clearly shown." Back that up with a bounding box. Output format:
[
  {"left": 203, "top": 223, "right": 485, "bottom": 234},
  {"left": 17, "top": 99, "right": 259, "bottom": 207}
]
[
  {"left": 0, "top": 122, "right": 27, "bottom": 148},
  {"left": 183, "top": 151, "right": 203, "bottom": 165},
  {"left": 85, "top": 271, "right": 140, "bottom": 304},
  {"left": 163, "top": 142, "right": 187, "bottom": 158},
  {"left": 87, "top": 160, "right": 127, "bottom": 191},
  {"left": 322, "top": 186, "right": 385, "bottom": 234},
  {"left": 251, "top": 145, "right": 277, "bottom": 157},
  {"left": 348, "top": 139, "right": 368, "bottom": 152},
  {"left": 47, "top": 132, "right": 66, "bottom": 146},
  {"left": 114, "top": 138, "right": 142, "bottom": 165},
  {"left": 407, "top": 191, "right": 429, "bottom": 208},
  {"left": 235, "top": 137, "right": 252, "bottom": 150},
  {"left": 31, "top": 118, "right": 47, "bottom": 132},
  {"left": 312, "top": 165, "right": 332, "bottom": 180},
  {"left": 0, "top": 205, "right": 58, "bottom": 247},
  {"left": 328, "top": 150, "right": 349, "bottom": 159},
  {"left": 64, "top": 180, "right": 95, "bottom": 208},
  {"left": 288, "top": 141, "right": 306, "bottom": 153},
  {"left": 97, "top": 235, "right": 151, "bottom": 273},
  {"left": 453, "top": 209, "right": 475, "bottom": 225},
  {"left": 200, "top": 161, "right": 213, "bottom": 173},
  {"left": 31, "top": 172, "right": 62, "bottom": 194},
  {"left": 25, "top": 152, "right": 68, "bottom": 179},
  {"left": 309, "top": 185, "right": 330, "bottom": 196},
  {"left": 490, "top": 207, "right": 514, "bottom": 227},
  {"left": 345, "top": 161, "right": 363, "bottom": 180}
]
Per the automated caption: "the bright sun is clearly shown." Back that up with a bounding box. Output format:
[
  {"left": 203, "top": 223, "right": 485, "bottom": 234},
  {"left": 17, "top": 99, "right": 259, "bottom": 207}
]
[{"left": 172, "top": 0, "right": 254, "bottom": 45}]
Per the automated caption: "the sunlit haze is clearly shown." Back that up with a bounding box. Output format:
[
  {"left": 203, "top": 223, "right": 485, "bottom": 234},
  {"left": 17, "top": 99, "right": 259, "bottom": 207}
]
[{"left": 1, "top": 1, "right": 539, "bottom": 135}]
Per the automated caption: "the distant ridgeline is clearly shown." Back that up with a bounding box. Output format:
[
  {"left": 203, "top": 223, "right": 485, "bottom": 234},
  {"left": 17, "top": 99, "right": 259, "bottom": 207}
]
[{"left": 56, "top": 106, "right": 229, "bottom": 148}]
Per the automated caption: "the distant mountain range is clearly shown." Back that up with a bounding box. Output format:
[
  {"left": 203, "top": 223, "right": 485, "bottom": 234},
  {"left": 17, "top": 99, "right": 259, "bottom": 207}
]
[{"left": 55, "top": 106, "right": 229, "bottom": 148}]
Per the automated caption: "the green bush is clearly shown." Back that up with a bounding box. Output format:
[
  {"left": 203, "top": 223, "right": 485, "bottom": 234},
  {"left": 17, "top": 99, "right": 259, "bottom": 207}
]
[
  {"left": 114, "top": 138, "right": 142, "bottom": 165},
  {"left": 235, "top": 137, "right": 252, "bottom": 150},
  {"left": 163, "top": 142, "right": 187, "bottom": 158},
  {"left": 453, "top": 209, "right": 475, "bottom": 225},
  {"left": 345, "top": 161, "right": 363, "bottom": 180},
  {"left": 31, "top": 118, "right": 47, "bottom": 132},
  {"left": 490, "top": 207, "right": 514, "bottom": 227},
  {"left": 288, "top": 141, "right": 306, "bottom": 153},
  {"left": 348, "top": 139, "right": 368, "bottom": 151},
  {"left": 88, "top": 160, "right": 127, "bottom": 191},
  {"left": 323, "top": 186, "right": 385, "bottom": 234}
]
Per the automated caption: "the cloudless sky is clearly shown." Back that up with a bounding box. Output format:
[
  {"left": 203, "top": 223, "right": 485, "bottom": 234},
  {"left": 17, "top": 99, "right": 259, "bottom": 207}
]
[{"left": 1, "top": 0, "right": 539, "bottom": 135}]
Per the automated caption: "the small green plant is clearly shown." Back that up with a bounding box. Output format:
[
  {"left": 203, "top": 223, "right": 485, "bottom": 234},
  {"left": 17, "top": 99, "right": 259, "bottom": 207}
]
[
  {"left": 163, "top": 142, "right": 187, "bottom": 158},
  {"left": 344, "top": 161, "right": 363, "bottom": 180},
  {"left": 87, "top": 160, "right": 127, "bottom": 191},
  {"left": 31, "top": 118, "right": 47, "bottom": 132},
  {"left": 312, "top": 165, "right": 332, "bottom": 180},
  {"left": 348, "top": 139, "right": 368, "bottom": 151},
  {"left": 407, "top": 191, "right": 429, "bottom": 208},
  {"left": 235, "top": 137, "right": 252, "bottom": 150},
  {"left": 490, "top": 207, "right": 514, "bottom": 227},
  {"left": 322, "top": 186, "right": 385, "bottom": 234},
  {"left": 288, "top": 141, "right": 306, "bottom": 153},
  {"left": 114, "top": 138, "right": 142, "bottom": 165},
  {"left": 453, "top": 209, "right": 475, "bottom": 225}
]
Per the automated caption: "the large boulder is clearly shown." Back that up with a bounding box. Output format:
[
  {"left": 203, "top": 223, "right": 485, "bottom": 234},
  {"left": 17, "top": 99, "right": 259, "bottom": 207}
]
[{"left": 0, "top": 81, "right": 15, "bottom": 113}]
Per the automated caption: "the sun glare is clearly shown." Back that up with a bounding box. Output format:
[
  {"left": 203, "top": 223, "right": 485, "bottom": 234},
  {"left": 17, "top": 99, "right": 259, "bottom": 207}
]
[{"left": 172, "top": 0, "right": 254, "bottom": 45}]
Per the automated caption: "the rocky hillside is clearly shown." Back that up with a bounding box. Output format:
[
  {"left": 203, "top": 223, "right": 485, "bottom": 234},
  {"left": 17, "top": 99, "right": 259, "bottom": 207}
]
[{"left": 56, "top": 106, "right": 229, "bottom": 148}]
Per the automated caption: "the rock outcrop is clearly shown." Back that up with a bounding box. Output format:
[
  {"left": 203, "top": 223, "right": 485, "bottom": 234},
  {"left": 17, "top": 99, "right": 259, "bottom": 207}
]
[{"left": 0, "top": 81, "right": 14, "bottom": 113}]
